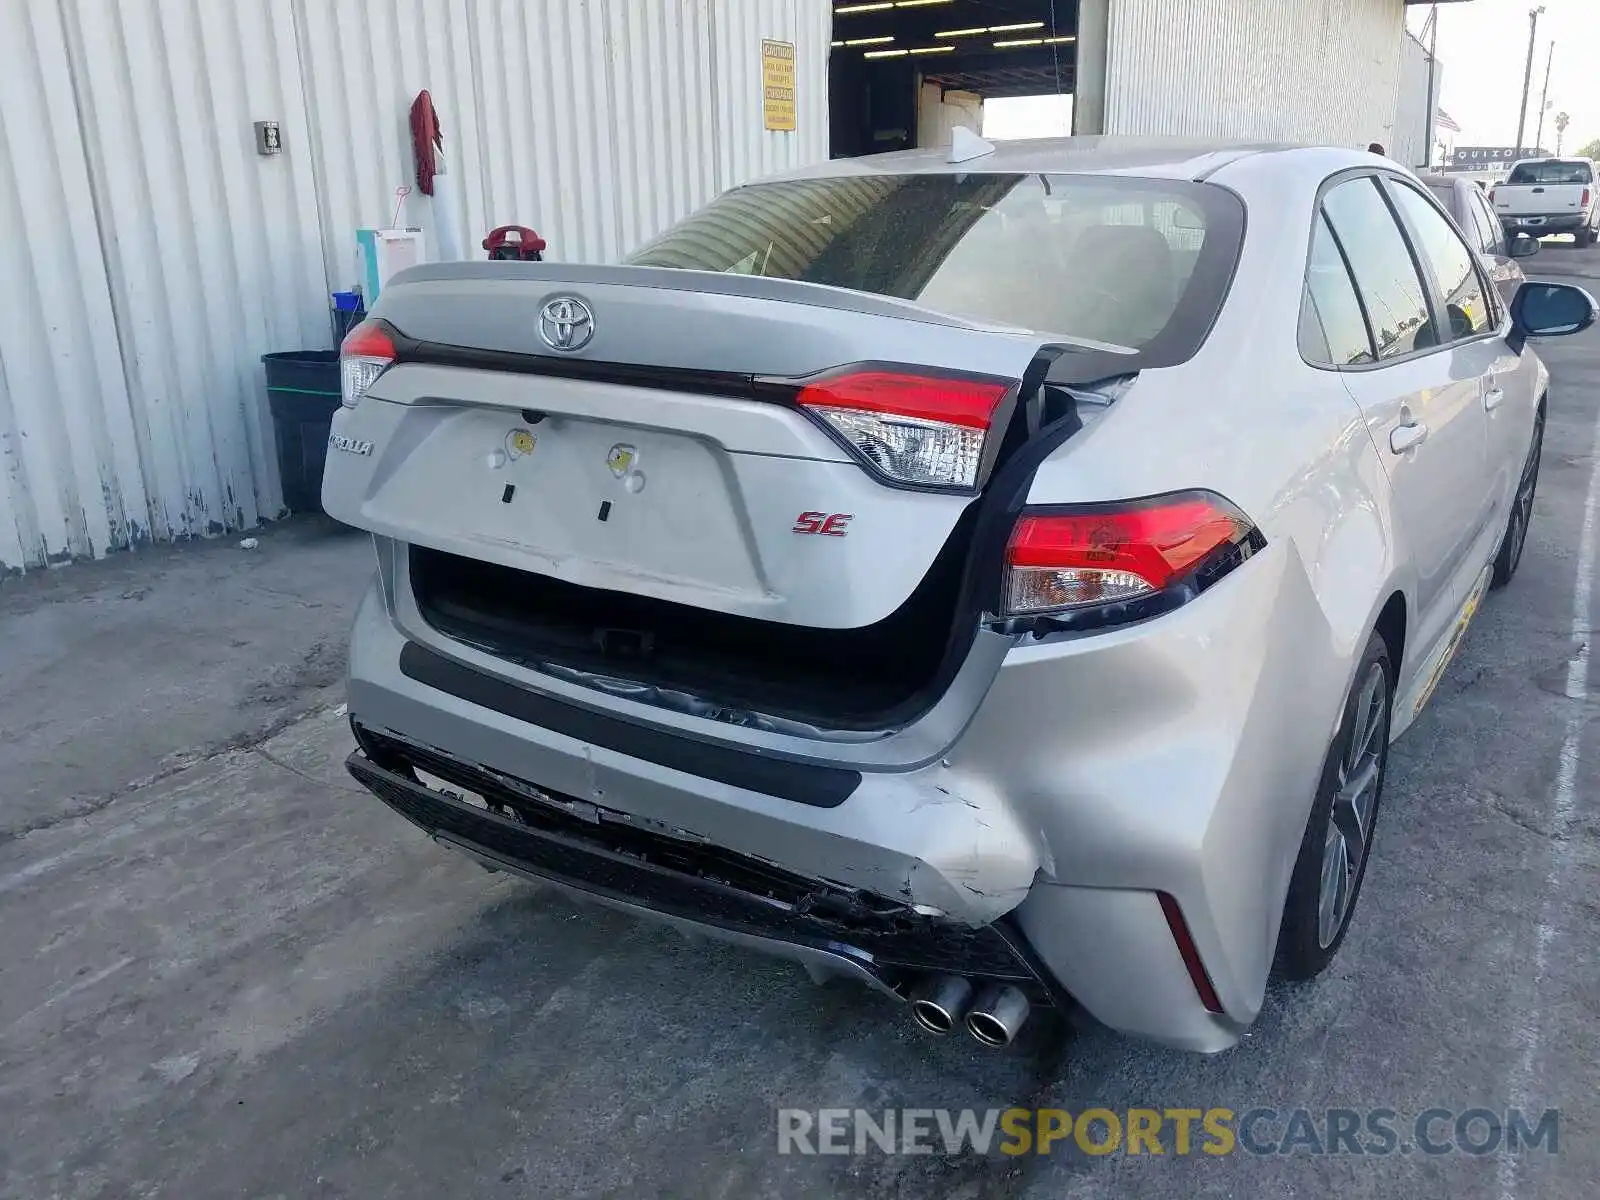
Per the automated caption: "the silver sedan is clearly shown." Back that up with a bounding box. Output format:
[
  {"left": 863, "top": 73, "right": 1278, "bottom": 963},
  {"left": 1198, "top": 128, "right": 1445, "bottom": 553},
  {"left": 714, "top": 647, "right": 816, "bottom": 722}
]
[{"left": 325, "top": 138, "right": 1596, "bottom": 1052}]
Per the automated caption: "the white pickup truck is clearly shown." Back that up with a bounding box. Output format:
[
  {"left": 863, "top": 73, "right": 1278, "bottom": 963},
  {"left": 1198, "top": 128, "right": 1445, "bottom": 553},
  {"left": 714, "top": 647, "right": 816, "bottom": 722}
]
[{"left": 1492, "top": 157, "right": 1600, "bottom": 246}]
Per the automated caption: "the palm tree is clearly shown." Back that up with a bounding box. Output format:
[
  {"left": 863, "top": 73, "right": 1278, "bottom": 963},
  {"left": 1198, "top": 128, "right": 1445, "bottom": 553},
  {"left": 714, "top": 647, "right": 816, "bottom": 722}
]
[{"left": 1554, "top": 111, "right": 1570, "bottom": 155}]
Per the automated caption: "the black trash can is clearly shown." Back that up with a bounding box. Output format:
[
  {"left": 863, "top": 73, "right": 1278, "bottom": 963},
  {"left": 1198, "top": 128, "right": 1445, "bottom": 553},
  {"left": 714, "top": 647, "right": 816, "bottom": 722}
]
[{"left": 262, "top": 351, "right": 341, "bottom": 512}]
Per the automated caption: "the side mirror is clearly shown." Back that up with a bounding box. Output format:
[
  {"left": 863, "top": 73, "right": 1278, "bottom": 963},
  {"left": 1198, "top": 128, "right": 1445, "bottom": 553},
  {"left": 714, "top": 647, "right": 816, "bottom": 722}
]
[
  {"left": 1511, "top": 281, "right": 1600, "bottom": 348},
  {"left": 1510, "top": 232, "right": 1542, "bottom": 259}
]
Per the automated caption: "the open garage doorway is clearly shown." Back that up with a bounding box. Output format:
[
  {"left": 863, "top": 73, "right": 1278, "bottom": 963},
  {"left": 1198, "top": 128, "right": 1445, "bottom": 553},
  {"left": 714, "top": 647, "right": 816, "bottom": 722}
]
[{"left": 827, "top": 0, "right": 1077, "bottom": 158}]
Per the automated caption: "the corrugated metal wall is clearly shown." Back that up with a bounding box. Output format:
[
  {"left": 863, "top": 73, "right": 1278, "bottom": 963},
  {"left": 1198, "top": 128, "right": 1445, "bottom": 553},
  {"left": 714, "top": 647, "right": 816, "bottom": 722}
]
[
  {"left": 295, "top": 0, "right": 829, "bottom": 276},
  {"left": 0, "top": 0, "right": 830, "bottom": 573},
  {"left": 707, "top": 0, "right": 832, "bottom": 192},
  {"left": 1102, "top": 0, "right": 1405, "bottom": 149},
  {"left": 66, "top": 0, "right": 332, "bottom": 544},
  {"left": 0, "top": 0, "right": 151, "bottom": 568}
]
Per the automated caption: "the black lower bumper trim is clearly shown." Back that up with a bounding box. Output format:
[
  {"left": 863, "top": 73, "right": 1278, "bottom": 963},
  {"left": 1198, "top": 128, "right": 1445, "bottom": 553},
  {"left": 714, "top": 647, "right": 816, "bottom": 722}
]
[
  {"left": 398, "top": 642, "right": 861, "bottom": 808},
  {"left": 346, "top": 735, "right": 1051, "bottom": 995}
]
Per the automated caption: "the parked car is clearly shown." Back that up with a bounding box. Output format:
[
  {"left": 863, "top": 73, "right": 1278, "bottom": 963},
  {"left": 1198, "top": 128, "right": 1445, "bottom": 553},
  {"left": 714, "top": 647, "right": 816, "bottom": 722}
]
[
  {"left": 1491, "top": 156, "right": 1600, "bottom": 245},
  {"left": 324, "top": 139, "right": 1596, "bottom": 1054},
  {"left": 1420, "top": 171, "right": 1541, "bottom": 299}
]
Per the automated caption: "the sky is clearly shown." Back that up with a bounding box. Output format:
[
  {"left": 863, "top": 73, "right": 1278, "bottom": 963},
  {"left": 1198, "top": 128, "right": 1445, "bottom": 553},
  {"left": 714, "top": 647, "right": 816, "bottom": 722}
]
[{"left": 1411, "top": 0, "right": 1600, "bottom": 154}]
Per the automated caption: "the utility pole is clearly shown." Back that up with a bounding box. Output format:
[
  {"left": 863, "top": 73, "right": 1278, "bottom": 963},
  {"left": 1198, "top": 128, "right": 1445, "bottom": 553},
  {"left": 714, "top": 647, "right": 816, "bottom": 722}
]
[
  {"left": 1514, "top": 6, "right": 1546, "bottom": 158},
  {"left": 1535, "top": 43, "right": 1554, "bottom": 154},
  {"left": 1423, "top": 5, "right": 1439, "bottom": 167}
]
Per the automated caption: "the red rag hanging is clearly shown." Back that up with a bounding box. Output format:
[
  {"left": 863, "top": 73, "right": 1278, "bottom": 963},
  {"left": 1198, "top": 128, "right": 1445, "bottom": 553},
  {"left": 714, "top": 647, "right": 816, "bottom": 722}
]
[{"left": 409, "top": 90, "right": 444, "bottom": 196}]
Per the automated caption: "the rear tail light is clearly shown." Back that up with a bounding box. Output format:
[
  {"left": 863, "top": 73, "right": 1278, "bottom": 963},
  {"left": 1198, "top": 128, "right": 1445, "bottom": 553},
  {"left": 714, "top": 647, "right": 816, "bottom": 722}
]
[
  {"left": 1489, "top": 187, "right": 1497, "bottom": 202},
  {"left": 340, "top": 318, "right": 398, "bottom": 408},
  {"left": 1584, "top": 188, "right": 1592, "bottom": 207},
  {"left": 1005, "top": 491, "right": 1257, "bottom": 616},
  {"left": 797, "top": 369, "right": 1013, "bottom": 490}
]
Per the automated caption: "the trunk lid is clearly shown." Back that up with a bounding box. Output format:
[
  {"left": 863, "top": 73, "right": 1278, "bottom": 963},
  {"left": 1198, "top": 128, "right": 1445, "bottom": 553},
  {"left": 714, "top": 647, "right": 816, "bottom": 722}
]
[
  {"left": 319, "top": 160, "right": 1249, "bottom": 730},
  {"left": 322, "top": 264, "right": 1060, "bottom": 631}
]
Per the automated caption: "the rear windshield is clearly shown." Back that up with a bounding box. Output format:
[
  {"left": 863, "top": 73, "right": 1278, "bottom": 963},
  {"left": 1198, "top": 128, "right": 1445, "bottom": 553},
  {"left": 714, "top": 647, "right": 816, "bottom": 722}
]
[
  {"left": 624, "top": 173, "right": 1246, "bottom": 366},
  {"left": 1507, "top": 160, "right": 1593, "bottom": 185}
]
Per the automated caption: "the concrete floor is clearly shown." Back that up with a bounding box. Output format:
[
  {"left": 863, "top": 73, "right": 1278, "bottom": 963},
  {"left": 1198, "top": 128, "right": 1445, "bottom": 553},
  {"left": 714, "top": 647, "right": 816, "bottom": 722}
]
[{"left": 3, "top": 247, "right": 1600, "bottom": 1199}]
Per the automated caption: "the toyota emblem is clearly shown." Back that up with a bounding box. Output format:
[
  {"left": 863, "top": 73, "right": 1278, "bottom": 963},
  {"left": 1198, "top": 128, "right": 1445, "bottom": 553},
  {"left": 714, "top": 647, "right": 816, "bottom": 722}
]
[{"left": 539, "top": 295, "right": 595, "bottom": 352}]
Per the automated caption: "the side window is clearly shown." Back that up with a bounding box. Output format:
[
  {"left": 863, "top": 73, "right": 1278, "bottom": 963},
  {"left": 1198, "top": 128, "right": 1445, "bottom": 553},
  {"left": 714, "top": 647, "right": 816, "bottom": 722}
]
[
  {"left": 1467, "top": 191, "right": 1508, "bottom": 325},
  {"left": 1458, "top": 193, "right": 1488, "bottom": 251},
  {"left": 1389, "top": 183, "right": 1493, "bottom": 340},
  {"left": 1322, "top": 178, "right": 1435, "bottom": 360},
  {"left": 1301, "top": 213, "right": 1376, "bottom": 366},
  {"left": 1470, "top": 192, "right": 1504, "bottom": 257}
]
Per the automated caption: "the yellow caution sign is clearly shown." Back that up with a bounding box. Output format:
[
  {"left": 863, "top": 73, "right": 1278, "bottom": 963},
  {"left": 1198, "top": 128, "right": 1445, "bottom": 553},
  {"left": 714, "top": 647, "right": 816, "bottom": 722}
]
[{"left": 762, "top": 40, "right": 796, "bottom": 132}]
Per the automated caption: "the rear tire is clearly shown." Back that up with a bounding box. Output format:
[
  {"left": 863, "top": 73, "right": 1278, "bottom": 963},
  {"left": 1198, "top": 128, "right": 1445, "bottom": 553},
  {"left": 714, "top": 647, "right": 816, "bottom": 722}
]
[
  {"left": 1576, "top": 226, "right": 1593, "bottom": 248},
  {"left": 1492, "top": 407, "right": 1544, "bottom": 589},
  {"left": 1275, "top": 631, "right": 1393, "bottom": 981}
]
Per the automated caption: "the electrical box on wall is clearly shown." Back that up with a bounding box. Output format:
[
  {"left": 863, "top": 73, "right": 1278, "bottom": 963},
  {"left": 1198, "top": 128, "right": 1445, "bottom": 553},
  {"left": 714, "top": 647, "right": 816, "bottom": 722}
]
[
  {"left": 356, "top": 228, "right": 426, "bottom": 304},
  {"left": 253, "top": 121, "right": 282, "bottom": 155}
]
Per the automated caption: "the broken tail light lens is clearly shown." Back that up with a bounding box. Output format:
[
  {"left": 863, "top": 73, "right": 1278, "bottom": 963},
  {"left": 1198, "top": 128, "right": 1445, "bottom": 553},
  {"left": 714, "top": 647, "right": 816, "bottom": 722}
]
[
  {"left": 797, "top": 369, "right": 1013, "bottom": 490},
  {"left": 1006, "top": 491, "right": 1258, "bottom": 616},
  {"left": 340, "top": 318, "right": 398, "bottom": 408}
]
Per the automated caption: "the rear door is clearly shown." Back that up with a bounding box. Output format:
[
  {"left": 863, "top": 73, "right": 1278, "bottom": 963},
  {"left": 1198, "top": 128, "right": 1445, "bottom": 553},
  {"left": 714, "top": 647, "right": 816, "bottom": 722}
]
[
  {"left": 1308, "top": 174, "right": 1491, "bottom": 660},
  {"left": 1385, "top": 178, "right": 1530, "bottom": 547}
]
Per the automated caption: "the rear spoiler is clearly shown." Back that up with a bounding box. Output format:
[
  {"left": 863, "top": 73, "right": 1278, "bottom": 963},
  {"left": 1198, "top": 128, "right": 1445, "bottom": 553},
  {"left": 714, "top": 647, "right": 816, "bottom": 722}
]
[
  {"left": 377, "top": 260, "right": 1139, "bottom": 357},
  {"left": 383, "top": 261, "right": 1002, "bottom": 331}
]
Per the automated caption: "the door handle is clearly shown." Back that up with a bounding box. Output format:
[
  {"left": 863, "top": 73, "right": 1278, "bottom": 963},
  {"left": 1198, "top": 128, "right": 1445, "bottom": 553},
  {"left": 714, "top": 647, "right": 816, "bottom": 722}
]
[
  {"left": 1390, "top": 422, "right": 1429, "bottom": 454},
  {"left": 1483, "top": 387, "right": 1505, "bottom": 412}
]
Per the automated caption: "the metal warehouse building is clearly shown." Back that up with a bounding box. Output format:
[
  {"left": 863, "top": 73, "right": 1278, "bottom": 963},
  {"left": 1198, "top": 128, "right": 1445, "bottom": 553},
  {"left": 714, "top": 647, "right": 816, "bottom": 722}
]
[{"left": 0, "top": 0, "right": 1458, "bottom": 573}]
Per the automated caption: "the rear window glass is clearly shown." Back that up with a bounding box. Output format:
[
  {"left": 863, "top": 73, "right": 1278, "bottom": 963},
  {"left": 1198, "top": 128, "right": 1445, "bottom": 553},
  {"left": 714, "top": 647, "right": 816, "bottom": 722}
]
[
  {"left": 1507, "top": 160, "right": 1593, "bottom": 185},
  {"left": 625, "top": 173, "right": 1246, "bottom": 366}
]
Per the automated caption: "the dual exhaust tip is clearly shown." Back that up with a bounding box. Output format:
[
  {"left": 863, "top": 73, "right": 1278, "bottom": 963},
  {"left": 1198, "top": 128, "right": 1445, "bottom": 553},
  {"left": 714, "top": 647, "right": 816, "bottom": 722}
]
[{"left": 909, "top": 975, "right": 1030, "bottom": 1048}]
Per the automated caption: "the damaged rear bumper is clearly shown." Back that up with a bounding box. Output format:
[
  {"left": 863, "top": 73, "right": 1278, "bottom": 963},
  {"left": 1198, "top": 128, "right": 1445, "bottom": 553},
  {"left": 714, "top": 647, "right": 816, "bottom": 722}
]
[
  {"left": 347, "top": 728, "right": 1064, "bottom": 1007},
  {"left": 346, "top": 583, "right": 1041, "bottom": 929},
  {"left": 346, "top": 533, "right": 1320, "bottom": 1052}
]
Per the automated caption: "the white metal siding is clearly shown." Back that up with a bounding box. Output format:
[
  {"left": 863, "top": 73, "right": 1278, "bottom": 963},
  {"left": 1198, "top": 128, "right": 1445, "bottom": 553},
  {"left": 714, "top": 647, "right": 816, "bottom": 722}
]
[
  {"left": 0, "top": 0, "right": 831, "bottom": 573},
  {"left": 0, "top": 0, "right": 150, "bottom": 567},
  {"left": 65, "top": 0, "right": 332, "bottom": 543},
  {"left": 1103, "top": 0, "right": 1406, "bottom": 149},
  {"left": 708, "top": 0, "right": 832, "bottom": 193},
  {"left": 294, "top": 0, "right": 829, "bottom": 274}
]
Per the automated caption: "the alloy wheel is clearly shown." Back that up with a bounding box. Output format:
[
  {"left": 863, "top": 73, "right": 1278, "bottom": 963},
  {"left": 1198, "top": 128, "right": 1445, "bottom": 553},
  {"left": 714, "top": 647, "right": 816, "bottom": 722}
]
[
  {"left": 1317, "top": 661, "right": 1389, "bottom": 948},
  {"left": 1506, "top": 416, "right": 1544, "bottom": 576}
]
